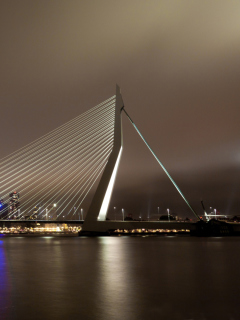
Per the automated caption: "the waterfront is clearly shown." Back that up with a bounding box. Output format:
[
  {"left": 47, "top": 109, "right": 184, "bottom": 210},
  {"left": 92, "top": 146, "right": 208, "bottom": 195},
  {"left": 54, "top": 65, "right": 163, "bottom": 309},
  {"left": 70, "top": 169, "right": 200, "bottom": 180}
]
[{"left": 0, "top": 236, "right": 240, "bottom": 320}]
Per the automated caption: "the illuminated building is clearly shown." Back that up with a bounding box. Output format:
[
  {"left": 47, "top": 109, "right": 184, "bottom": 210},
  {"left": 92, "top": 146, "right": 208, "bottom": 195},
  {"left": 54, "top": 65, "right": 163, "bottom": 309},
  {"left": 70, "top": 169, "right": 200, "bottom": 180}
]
[{"left": 9, "top": 191, "right": 20, "bottom": 218}]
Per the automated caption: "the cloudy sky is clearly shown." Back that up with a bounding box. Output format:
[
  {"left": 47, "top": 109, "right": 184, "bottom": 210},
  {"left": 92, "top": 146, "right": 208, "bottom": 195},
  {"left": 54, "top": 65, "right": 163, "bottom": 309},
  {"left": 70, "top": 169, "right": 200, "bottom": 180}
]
[{"left": 1, "top": 1, "right": 240, "bottom": 219}]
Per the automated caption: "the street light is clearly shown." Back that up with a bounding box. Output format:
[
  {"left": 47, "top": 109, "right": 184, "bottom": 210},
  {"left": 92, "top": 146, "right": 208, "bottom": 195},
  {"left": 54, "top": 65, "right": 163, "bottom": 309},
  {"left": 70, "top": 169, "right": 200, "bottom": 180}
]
[
  {"left": 73, "top": 206, "right": 76, "bottom": 219},
  {"left": 122, "top": 208, "right": 124, "bottom": 221},
  {"left": 53, "top": 203, "right": 57, "bottom": 220},
  {"left": 167, "top": 208, "right": 170, "bottom": 222},
  {"left": 81, "top": 208, "right": 83, "bottom": 220},
  {"left": 157, "top": 207, "right": 159, "bottom": 215},
  {"left": 114, "top": 207, "right": 116, "bottom": 221}
]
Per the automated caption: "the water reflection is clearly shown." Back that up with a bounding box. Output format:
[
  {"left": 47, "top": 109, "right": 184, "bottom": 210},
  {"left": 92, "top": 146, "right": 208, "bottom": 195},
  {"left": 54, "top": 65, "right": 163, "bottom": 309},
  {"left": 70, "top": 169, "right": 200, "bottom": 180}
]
[
  {"left": 0, "top": 237, "right": 240, "bottom": 320},
  {"left": 97, "top": 237, "right": 139, "bottom": 320},
  {"left": 0, "top": 238, "right": 12, "bottom": 319}
]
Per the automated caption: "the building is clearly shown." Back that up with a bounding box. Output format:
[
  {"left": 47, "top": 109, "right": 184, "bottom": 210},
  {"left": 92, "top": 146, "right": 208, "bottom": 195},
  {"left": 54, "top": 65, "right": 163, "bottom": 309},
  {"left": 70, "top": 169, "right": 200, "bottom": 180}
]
[{"left": 9, "top": 191, "right": 20, "bottom": 218}]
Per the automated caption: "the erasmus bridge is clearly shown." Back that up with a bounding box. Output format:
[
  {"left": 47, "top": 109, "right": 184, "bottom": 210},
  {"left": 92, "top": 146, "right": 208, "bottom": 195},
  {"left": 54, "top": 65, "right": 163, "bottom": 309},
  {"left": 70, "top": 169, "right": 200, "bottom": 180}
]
[{"left": 1, "top": 85, "right": 223, "bottom": 234}]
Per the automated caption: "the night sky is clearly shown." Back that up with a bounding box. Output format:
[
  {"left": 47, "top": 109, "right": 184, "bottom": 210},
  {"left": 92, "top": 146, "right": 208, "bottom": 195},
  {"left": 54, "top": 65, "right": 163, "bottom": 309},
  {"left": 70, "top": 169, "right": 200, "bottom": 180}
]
[{"left": 1, "top": 1, "right": 240, "bottom": 219}]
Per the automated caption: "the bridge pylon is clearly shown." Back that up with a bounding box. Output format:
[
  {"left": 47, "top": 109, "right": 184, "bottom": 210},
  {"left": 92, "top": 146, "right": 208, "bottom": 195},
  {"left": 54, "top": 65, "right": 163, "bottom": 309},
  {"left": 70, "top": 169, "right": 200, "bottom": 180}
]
[{"left": 82, "top": 85, "right": 123, "bottom": 231}]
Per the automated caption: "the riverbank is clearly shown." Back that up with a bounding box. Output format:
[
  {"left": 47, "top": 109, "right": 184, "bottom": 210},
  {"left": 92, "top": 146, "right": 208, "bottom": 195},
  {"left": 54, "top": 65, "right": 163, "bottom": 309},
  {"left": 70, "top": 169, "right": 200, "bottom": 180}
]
[{"left": 0, "top": 232, "right": 79, "bottom": 237}]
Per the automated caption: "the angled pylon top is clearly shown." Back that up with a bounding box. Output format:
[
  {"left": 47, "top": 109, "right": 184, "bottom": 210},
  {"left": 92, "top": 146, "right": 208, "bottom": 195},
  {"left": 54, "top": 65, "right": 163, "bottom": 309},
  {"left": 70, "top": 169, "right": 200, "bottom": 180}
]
[{"left": 82, "top": 86, "right": 124, "bottom": 224}]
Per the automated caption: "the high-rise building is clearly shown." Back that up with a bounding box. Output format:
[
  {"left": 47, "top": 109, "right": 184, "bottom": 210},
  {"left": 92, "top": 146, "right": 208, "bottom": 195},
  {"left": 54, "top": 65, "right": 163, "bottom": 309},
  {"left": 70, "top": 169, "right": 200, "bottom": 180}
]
[{"left": 9, "top": 191, "right": 20, "bottom": 218}]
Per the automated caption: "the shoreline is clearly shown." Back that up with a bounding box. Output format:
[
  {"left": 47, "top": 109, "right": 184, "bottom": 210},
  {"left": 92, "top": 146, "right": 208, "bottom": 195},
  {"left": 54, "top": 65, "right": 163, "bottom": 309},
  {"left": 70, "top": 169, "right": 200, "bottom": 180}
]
[{"left": 0, "top": 232, "right": 79, "bottom": 237}]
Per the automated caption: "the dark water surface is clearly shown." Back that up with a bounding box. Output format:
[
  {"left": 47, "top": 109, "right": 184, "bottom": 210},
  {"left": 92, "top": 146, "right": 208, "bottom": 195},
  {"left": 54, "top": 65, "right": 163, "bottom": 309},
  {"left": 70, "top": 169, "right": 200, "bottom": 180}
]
[{"left": 0, "top": 236, "right": 240, "bottom": 320}]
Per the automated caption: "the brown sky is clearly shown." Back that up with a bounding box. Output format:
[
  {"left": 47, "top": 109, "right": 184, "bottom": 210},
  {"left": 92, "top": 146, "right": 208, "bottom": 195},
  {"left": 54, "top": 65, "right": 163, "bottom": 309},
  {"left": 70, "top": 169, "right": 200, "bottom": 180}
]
[{"left": 1, "top": 1, "right": 240, "bottom": 218}]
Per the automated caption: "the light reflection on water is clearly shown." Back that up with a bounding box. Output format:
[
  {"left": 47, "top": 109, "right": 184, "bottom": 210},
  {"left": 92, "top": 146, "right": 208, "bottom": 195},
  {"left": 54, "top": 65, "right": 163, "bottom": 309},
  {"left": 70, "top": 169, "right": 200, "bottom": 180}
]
[
  {"left": 0, "top": 239, "right": 12, "bottom": 319},
  {"left": 97, "top": 237, "right": 139, "bottom": 319},
  {"left": 0, "top": 236, "right": 240, "bottom": 320}
]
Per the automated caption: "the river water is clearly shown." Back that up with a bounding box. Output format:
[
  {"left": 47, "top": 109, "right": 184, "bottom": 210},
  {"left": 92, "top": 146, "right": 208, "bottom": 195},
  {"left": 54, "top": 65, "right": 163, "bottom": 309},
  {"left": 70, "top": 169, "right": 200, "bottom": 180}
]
[{"left": 0, "top": 235, "right": 240, "bottom": 320}]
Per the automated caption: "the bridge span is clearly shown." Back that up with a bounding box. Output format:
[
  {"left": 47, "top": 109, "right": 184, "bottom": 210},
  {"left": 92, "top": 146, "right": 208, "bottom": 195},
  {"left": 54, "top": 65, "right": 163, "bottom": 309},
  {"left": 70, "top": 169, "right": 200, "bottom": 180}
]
[{"left": 1, "top": 85, "right": 233, "bottom": 236}]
